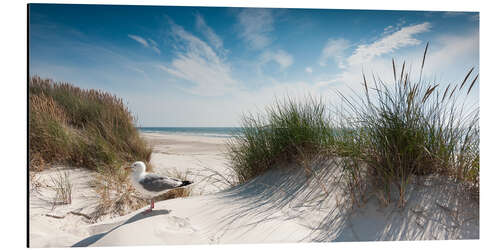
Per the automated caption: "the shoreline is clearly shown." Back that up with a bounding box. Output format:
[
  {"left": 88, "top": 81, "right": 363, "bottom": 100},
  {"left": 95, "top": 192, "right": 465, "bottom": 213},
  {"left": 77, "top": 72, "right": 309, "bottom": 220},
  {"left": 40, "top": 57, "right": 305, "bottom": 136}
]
[{"left": 138, "top": 127, "right": 243, "bottom": 139}]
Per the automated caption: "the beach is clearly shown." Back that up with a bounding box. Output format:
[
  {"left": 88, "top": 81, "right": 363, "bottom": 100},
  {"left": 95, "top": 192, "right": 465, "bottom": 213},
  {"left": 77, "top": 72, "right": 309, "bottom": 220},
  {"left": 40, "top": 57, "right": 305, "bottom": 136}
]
[
  {"left": 29, "top": 132, "right": 479, "bottom": 247},
  {"left": 26, "top": 5, "right": 482, "bottom": 248},
  {"left": 142, "top": 132, "right": 234, "bottom": 194},
  {"left": 28, "top": 132, "right": 232, "bottom": 247}
]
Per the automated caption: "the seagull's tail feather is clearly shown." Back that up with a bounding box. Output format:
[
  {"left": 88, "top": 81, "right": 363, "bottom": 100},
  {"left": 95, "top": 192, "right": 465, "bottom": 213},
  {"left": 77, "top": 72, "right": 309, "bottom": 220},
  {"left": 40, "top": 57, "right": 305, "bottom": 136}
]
[{"left": 179, "top": 180, "right": 192, "bottom": 187}]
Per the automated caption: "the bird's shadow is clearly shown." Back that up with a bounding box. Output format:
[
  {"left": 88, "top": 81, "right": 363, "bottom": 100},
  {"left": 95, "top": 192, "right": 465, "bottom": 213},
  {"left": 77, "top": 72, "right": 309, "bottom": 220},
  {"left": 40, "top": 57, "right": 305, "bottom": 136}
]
[{"left": 72, "top": 209, "right": 171, "bottom": 247}]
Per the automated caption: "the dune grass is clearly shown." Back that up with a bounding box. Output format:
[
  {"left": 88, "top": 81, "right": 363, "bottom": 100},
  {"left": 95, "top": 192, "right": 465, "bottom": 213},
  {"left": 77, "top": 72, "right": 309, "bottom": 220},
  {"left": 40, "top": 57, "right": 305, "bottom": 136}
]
[
  {"left": 48, "top": 170, "right": 73, "bottom": 207},
  {"left": 29, "top": 76, "right": 155, "bottom": 217},
  {"left": 227, "top": 97, "right": 334, "bottom": 183},
  {"left": 28, "top": 76, "right": 152, "bottom": 172},
  {"left": 90, "top": 167, "right": 147, "bottom": 221},
  {"left": 29, "top": 77, "right": 196, "bottom": 218},
  {"left": 334, "top": 45, "right": 479, "bottom": 206},
  {"left": 227, "top": 44, "right": 479, "bottom": 207}
]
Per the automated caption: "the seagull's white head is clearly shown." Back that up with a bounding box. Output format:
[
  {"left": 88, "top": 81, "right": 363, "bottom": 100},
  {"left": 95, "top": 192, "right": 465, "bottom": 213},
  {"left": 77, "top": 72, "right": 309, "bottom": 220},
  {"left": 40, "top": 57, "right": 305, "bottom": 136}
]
[{"left": 126, "top": 161, "right": 146, "bottom": 175}]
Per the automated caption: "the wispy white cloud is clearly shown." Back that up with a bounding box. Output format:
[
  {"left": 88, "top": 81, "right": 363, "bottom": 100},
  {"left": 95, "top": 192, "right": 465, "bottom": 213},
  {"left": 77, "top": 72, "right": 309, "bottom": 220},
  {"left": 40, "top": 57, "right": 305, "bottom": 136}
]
[
  {"left": 127, "top": 66, "right": 146, "bottom": 75},
  {"left": 347, "top": 22, "right": 431, "bottom": 66},
  {"left": 195, "top": 13, "right": 224, "bottom": 52},
  {"left": 160, "top": 20, "right": 237, "bottom": 96},
  {"left": 146, "top": 38, "right": 161, "bottom": 54},
  {"left": 305, "top": 67, "right": 313, "bottom": 73},
  {"left": 313, "top": 29, "right": 479, "bottom": 103},
  {"left": 237, "top": 8, "right": 274, "bottom": 50},
  {"left": 128, "top": 34, "right": 161, "bottom": 54},
  {"left": 319, "top": 38, "right": 350, "bottom": 68},
  {"left": 147, "top": 38, "right": 157, "bottom": 47},
  {"left": 259, "top": 49, "right": 293, "bottom": 71},
  {"left": 128, "top": 34, "right": 148, "bottom": 46},
  {"left": 311, "top": 22, "right": 433, "bottom": 93},
  {"left": 150, "top": 47, "right": 161, "bottom": 54},
  {"left": 421, "top": 32, "right": 479, "bottom": 81},
  {"left": 315, "top": 58, "right": 392, "bottom": 91}
]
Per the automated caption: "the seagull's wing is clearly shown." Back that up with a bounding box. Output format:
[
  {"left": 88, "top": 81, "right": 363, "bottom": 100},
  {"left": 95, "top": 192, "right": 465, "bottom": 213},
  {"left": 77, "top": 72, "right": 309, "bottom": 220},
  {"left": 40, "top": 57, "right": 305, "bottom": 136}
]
[{"left": 139, "top": 173, "right": 183, "bottom": 192}]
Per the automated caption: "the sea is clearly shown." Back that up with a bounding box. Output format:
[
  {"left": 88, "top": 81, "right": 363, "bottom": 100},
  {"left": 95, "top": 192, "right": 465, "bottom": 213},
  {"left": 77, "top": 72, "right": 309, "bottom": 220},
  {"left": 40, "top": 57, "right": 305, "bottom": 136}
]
[{"left": 138, "top": 127, "right": 243, "bottom": 138}]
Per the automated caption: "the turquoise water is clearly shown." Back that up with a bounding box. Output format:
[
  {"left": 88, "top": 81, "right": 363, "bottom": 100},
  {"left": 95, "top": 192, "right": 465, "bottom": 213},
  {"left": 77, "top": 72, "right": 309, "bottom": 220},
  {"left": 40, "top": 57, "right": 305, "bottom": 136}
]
[{"left": 138, "top": 127, "right": 243, "bottom": 138}]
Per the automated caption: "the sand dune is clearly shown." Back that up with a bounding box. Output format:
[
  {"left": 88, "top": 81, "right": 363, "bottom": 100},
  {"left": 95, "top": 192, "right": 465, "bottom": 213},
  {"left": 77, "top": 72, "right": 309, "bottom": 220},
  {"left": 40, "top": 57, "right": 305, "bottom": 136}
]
[
  {"left": 29, "top": 133, "right": 479, "bottom": 247},
  {"left": 75, "top": 162, "right": 479, "bottom": 246}
]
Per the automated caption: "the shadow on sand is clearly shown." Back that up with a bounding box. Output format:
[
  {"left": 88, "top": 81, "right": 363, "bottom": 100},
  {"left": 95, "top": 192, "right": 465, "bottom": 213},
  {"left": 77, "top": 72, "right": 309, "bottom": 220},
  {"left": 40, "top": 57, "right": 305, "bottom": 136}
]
[
  {"left": 72, "top": 209, "right": 171, "bottom": 247},
  {"left": 196, "top": 156, "right": 349, "bottom": 242},
  {"left": 195, "top": 156, "right": 479, "bottom": 242}
]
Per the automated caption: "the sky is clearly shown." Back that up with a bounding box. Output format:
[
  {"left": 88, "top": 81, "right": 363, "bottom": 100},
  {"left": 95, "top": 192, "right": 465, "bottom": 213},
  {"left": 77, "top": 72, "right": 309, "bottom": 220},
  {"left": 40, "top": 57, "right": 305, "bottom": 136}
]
[{"left": 28, "top": 4, "right": 479, "bottom": 127}]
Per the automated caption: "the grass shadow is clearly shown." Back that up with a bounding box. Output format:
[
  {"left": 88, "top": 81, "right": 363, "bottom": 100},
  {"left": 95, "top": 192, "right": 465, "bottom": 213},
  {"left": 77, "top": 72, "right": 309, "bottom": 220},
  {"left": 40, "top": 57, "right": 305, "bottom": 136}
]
[
  {"left": 310, "top": 175, "right": 479, "bottom": 242},
  {"left": 193, "top": 156, "right": 350, "bottom": 242}
]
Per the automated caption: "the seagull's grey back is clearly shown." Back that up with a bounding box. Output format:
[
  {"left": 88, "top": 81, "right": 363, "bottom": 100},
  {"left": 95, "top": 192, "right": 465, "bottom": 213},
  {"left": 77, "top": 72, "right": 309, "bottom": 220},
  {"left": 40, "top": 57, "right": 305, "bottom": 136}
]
[{"left": 139, "top": 173, "right": 183, "bottom": 192}]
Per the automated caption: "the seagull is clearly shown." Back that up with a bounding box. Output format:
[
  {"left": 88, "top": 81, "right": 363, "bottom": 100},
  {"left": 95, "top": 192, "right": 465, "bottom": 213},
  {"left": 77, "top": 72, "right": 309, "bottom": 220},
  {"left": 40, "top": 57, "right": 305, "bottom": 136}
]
[{"left": 125, "top": 161, "right": 192, "bottom": 213}]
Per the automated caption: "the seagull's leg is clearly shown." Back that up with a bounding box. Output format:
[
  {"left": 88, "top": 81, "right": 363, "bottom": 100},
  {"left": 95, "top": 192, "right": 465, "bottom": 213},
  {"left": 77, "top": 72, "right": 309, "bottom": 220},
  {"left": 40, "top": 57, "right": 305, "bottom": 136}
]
[{"left": 143, "top": 199, "right": 154, "bottom": 214}]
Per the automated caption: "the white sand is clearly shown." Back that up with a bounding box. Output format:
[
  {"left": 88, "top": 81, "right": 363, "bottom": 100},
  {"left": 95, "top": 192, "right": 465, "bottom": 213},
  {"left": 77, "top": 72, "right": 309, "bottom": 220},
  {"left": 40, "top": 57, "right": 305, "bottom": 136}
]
[
  {"left": 143, "top": 132, "right": 235, "bottom": 194},
  {"left": 28, "top": 132, "right": 233, "bottom": 247},
  {"left": 29, "top": 133, "right": 479, "bottom": 247},
  {"left": 29, "top": 167, "right": 100, "bottom": 247}
]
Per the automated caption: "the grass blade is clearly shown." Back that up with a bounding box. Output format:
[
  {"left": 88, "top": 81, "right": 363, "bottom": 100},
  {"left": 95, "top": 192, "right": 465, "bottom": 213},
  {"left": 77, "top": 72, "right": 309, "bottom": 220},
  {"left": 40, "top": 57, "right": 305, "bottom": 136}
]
[
  {"left": 392, "top": 58, "right": 397, "bottom": 84},
  {"left": 442, "top": 83, "right": 451, "bottom": 102},
  {"left": 460, "top": 68, "right": 474, "bottom": 90},
  {"left": 467, "top": 75, "right": 479, "bottom": 95},
  {"left": 419, "top": 42, "right": 429, "bottom": 83}
]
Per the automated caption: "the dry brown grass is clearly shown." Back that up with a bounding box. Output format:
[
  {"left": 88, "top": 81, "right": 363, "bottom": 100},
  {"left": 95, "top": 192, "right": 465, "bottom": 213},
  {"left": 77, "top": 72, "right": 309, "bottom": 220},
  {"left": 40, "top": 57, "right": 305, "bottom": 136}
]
[
  {"left": 29, "top": 151, "right": 47, "bottom": 172},
  {"left": 28, "top": 76, "right": 152, "bottom": 172},
  {"left": 48, "top": 170, "right": 73, "bottom": 207},
  {"left": 29, "top": 76, "right": 154, "bottom": 218},
  {"left": 29, "top": 171, "right": 45, "bottom": 194},
  {"left": 29, "top": 93, "right": 72, "bottom": 170},
  {"left": 90, "top": 167, "right": 147, "bottom": 222}
]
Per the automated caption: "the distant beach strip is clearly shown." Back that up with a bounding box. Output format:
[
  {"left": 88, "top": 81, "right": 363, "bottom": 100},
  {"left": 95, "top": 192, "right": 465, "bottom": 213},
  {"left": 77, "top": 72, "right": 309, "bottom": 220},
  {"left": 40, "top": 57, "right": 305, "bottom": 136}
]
[{"left": 138, "top": 127, "right": 243, "bottom": 138}]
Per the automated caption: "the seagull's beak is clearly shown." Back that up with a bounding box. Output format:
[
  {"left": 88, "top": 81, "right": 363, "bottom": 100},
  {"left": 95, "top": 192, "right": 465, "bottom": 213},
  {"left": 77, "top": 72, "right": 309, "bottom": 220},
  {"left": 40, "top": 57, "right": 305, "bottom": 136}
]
[{"left": 124, "top": 166, "right": 132, "bottom": 170}]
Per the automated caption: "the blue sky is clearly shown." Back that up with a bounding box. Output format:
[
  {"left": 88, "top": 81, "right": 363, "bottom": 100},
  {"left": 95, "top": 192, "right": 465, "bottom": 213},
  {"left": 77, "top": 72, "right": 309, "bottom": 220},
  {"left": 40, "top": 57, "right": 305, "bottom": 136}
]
[{"left": 29, "top": 4, "right": 479, "bottom": 127}]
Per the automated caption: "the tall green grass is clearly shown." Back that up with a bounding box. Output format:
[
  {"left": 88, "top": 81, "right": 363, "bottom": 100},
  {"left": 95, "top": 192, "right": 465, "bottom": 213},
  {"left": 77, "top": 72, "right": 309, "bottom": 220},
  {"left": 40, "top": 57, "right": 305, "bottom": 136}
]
[
  {"left": 227, "top": 97, "right": 334, "bottom": 183},
  {"left": 227, "top": 44, "right": 479, "bottom": 207},
  {"left": 334, "top": 44, "right": 479, "bottom": 206},
  {"left": 28, "top": 76, "right": 152, "bottom": 172}
]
